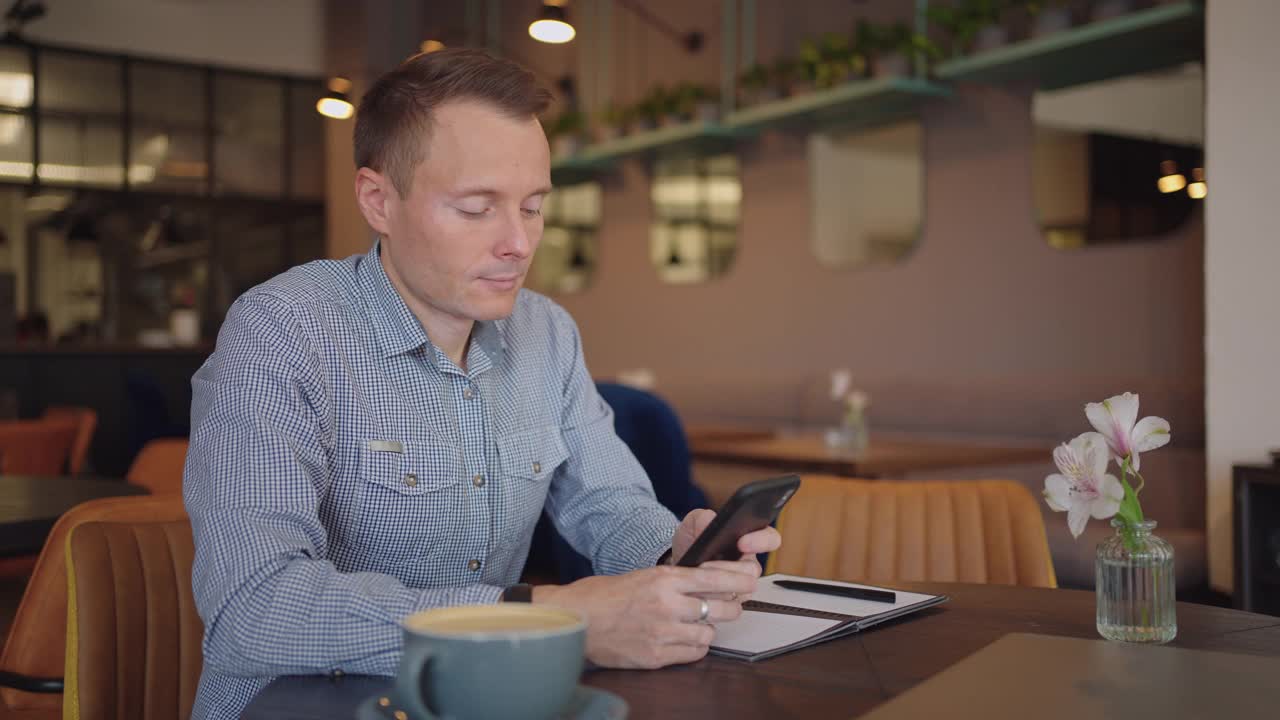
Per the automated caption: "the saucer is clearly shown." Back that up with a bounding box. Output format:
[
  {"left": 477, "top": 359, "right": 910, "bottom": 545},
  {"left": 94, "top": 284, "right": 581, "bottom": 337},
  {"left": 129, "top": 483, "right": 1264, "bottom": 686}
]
[{"left": 355, "top": 685, "right": 628, "bottom": 720}]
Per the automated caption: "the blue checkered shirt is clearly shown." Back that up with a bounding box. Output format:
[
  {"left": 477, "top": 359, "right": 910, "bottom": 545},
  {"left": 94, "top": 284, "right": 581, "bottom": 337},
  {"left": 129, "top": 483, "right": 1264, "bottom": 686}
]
[{"left": 183, "top": 242, "right": 679, "bottom": 719}]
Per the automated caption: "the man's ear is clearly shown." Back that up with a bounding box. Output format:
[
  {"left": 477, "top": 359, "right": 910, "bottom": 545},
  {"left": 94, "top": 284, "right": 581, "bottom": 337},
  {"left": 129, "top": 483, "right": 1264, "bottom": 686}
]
[{"left": 355, "top": 168, "right": 396, "bottom": 236}]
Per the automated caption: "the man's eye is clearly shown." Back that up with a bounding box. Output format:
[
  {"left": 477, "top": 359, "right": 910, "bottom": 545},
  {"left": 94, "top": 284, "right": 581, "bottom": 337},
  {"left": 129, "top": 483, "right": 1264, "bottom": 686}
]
[
  {"left": 521, "top": 207, "right": 542, "bottom": 218},
  {"left": 456, "top": 207, "right": 490, "bottom": 217}
]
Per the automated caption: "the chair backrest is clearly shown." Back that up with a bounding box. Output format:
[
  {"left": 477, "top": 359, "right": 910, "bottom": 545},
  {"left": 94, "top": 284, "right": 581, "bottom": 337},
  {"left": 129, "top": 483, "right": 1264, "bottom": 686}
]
[
  {"left": 595, "top": 382, "right": 709, "bottom": 514},
  {"left": 769, "top": 476, "right": 1057, "bottom": 588},
  {"left": 42, "top": 407, "right": 98, "bottom": 475},
  {"left": 0, "top": 419, "right": 78, "bottom": 475},
  {"left": 64, "top": 517, "right": 202, "bottom": 720},
  {"left": 0, "top": 495, "right": 182, "bottom": 713},
  {"left": 126, "top": 438, "right": 190, "bottom": 495},
  {"left": 528, "top": 383, "right": 710, "bottom": 584}
]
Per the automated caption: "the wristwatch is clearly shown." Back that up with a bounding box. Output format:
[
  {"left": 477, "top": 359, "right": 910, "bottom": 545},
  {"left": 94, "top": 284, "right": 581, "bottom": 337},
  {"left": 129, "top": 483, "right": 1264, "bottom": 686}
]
[{"left": 501, "top": 583, "right": 533, "bottom": 602}]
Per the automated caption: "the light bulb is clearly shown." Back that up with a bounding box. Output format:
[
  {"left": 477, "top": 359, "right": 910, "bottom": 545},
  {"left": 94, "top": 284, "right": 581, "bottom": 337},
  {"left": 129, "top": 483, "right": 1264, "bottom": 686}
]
[
  {"left": 316, "top": 96, "right": 354, "bottom": 120},
  {"left": 1187, "top": 167, "right": 1206, "bottom": 200},
  {"left": 530, "top": 5, "right": 575, "bottom": 44},
  {"left": 1157, "top": 159, "right": 1185, "bottom": 194}
]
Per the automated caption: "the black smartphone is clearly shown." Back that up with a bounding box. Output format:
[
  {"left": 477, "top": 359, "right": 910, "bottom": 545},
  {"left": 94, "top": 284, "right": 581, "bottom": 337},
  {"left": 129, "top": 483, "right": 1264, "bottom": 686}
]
[{"left": 676, "top": 474, "right": 801, "bottom": 567}]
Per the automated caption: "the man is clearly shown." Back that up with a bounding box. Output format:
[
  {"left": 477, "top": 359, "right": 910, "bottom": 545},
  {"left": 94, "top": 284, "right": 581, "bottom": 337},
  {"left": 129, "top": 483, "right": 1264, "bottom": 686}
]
[{"left": 184, "top": 48, "right": 781, "bottom": 718}]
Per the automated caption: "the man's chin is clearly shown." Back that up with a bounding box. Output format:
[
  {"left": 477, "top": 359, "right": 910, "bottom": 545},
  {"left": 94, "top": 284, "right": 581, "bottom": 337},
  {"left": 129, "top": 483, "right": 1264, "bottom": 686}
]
[{"left": 466, "top": 287, "right": 522, "bottom": 321}]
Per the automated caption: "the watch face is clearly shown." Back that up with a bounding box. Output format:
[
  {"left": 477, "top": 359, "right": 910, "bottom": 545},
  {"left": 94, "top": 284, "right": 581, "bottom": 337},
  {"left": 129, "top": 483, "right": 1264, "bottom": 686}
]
[{"left": 503, "top": 584, "right": 533, "bottom": 602}]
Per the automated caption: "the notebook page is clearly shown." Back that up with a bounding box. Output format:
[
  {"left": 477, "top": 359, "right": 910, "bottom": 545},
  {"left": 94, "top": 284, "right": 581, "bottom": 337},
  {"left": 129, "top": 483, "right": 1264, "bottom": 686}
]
[
  {"left": 751, "top": 574, "right": 939, "bottom": 618},
  {"left": 712, "top": 610, "right": 842, "bottom": 655}
]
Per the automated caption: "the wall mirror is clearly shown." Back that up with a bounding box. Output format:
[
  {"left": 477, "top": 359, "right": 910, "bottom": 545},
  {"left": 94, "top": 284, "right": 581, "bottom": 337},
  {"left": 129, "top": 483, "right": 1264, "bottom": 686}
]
[
  {"left": 1033, "top": 62, "right": 1204, "bottom": 250},
  {"left": 809, "top": 120, "right": 924, "bottom": 269},
  {"left": 649, "top": 153, "right": 740, "bottom": 284},
  {"left": 528, "top": 181, "right": 601, "bottom": 294}
]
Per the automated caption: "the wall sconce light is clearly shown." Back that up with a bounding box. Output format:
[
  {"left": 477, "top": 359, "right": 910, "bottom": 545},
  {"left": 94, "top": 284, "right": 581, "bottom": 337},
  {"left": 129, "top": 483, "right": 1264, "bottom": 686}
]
[
  {"left": 420, "top": 39, "right": 446, "bottom": 54},
  {"left": 1187, "top": 167, "right": 1206, "bottom": 200},
  {"left": 316, "top": 77, "right": 354, "bottom": 120},
  {"left": 1156, "top": 159, "right": 1186, "bottom": 194},
  {"left": 530, "top": 1, "right": 575, "bottom": 44}
]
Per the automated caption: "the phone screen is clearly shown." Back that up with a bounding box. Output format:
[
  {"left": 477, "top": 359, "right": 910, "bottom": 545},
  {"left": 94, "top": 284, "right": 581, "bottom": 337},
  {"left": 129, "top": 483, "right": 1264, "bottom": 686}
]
[{"left": 676, "top": 474, "right": 800, "bottom": 567}]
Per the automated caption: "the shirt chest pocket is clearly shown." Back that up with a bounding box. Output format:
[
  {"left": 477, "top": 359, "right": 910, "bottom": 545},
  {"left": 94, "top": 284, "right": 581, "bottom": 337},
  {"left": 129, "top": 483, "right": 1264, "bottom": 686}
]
[
  {"left": 497, "top": 425, "right": 570, "bottom": 484},
  {"left": 354, "top": 439, "right": 463, "bottom": 569},
  {"left": 495, "top": 426, "right": 570, "bottom": 532}
]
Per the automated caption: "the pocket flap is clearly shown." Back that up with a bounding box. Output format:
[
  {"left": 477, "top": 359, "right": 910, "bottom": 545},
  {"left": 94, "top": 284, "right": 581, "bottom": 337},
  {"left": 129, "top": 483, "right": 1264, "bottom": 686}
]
[
  {"left": 497, "top": 426, "right": 570, "bottom": 481},
  {"left": 359, "top": 438, "right": 461, "bottom": 495}
]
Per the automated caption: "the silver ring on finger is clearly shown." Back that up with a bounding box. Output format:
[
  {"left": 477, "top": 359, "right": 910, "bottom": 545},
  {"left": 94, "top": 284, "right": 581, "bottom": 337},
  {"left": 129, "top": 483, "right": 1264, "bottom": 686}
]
[{"left": 697, "top": 598, "right": 710, "bottom": 623}]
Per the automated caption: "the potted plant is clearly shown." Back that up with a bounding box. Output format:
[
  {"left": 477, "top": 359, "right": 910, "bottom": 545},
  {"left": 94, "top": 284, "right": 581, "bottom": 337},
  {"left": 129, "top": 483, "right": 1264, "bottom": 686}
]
[
  {"left": 771, "top": 57, "right": 801, "bottom": 97},
  {"left": 1091, "top": 0, "right": 1134, "bottom": 22},
  {"left": 649, "top": 86, "right": 684, "bottom": 128},
  {"left": 545, "top": 110, "right": 586, "bottom": 158},
  {"left": 874, "top": 22, "right": 942, "bottom": 78},
  {"left": 738, "top": 63, "right": 776, "bottom": 107},
  {"left": 673, "top": 83, "right": 720, "bottom": 124},
  {"left": 1022, "top": 0, "right": 1073, "bottom": 37},
  {"left": 928, "top": 0, "right": 1010, "bottom": 57},
  {"left": 800, "top": 32, "right": 863, "bottom": 90},
  {"left": 850, "top": 20, "right": 880, "bottom": 78},
  {"left": 593, "top": 103, "right": 629, "bottom": 142}
]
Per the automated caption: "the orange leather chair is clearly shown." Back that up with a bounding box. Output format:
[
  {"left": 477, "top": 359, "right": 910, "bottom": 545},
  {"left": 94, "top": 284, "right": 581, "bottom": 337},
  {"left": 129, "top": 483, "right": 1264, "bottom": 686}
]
[
  {"left": 126, "top": 438, "right": 190, "bottom": 495},
  {"left": 64, "top": 517, "right": 202, "bottom": 720},
  {"left": 40, "top": 407, "right": 97, "bottom": 475},
  {"left": 0, "top": 419, "right": 78, "bottom": 476},
  {"left": 0, "top": 495, "right": 180, "bottom": 719},
  {"left": 769, "top": 476, "right": 1057, "bottom": 588}
]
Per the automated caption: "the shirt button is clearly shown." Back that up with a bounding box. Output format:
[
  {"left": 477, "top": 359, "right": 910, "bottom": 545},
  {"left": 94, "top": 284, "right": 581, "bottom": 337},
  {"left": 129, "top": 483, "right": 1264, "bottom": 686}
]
[
  {"left": 463, "top": 387, "right": 474, "bottom": 400},
  {"left": 331, "top": 669, "right": 344, "bottom": 679},
  {"left": 473, "top": 474, "right": 485, "bottom": 487},
  {"left": 532, "top": 461, "right": 541, "bottom": 474},
  {"left": 403, "top": 474, "right": 417, "bottom": 488},
  {"left": 467, "top": 559, "right": 481, "bottom": 571}
]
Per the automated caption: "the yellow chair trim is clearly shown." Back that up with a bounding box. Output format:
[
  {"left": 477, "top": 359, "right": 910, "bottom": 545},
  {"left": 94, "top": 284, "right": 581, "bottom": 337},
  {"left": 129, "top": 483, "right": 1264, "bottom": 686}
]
[{"left": 63, "top": 527, "right": 81, "bottom": 720}]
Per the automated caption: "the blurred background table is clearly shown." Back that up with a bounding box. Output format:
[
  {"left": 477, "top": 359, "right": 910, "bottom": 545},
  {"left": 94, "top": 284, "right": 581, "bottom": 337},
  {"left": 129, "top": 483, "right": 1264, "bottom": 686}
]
[
  {"left": 0, "top": 475, "right": 148, "bottom": 557},
  {"left": 690, "top": 431, "right": 1050, "bottom": 478}
]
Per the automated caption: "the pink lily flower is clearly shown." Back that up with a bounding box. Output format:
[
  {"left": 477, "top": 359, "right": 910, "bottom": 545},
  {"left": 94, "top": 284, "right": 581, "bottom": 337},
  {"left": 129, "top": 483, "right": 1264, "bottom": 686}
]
[
  {"left": 1084, "top": 392, "right": 1171, "bottom": 472},
  {"left": 1044, "top": 432, "right": 1125, "bottom": 539}
]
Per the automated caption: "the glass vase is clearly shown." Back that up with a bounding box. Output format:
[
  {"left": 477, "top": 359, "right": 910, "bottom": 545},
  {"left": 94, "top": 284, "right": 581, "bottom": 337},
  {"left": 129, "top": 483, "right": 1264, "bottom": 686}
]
[
  {"left": 1096, "top": 518, "right": 1177, "bottom": 643},
  {"left": 823, "top": 418, "right": 868, "bottom": 457}
]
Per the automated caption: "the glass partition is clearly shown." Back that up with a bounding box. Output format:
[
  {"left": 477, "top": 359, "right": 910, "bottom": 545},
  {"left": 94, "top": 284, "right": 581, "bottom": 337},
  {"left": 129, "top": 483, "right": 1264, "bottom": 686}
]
[
  {"left": 809, "top": 120, "right": 923, "bottom": 269},
  {"left": 1033, "top": 63, "right": 1204, "bottom": 249},
  {"left": 529, "top": 182, "right": 601, "bottom": 294},
  {"left": 649, "top": 153, "right": 740, "bottom": 284}
]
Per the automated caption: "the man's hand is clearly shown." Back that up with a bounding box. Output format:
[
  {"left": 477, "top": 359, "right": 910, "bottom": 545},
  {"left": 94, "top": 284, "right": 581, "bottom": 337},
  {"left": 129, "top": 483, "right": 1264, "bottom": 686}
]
[
  {"left": 671, "top": 508, "right": 782, "bottom": 569},
  {"left": 531, "top": 509, "right": 783, "bottom": 669},
  {"left": 533, "top": 562, "right": 759, "bottom": 669}
]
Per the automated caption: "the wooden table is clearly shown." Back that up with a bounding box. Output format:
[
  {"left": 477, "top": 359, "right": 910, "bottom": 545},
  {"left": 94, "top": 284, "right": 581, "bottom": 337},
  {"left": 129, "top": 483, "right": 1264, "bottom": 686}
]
[
  {"left": 0, "top": 475, "right": 148, "bottom": 556},
  {"left": 238, "top": 583, "right": 1280, "bottom": 719},
  {"left": 691, "top": 432, "right": 1051, "bottom": 478}
]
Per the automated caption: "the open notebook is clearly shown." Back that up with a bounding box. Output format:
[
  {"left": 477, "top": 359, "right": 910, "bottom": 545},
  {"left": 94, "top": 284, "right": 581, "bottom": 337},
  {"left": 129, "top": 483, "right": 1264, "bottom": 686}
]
[{"left": 711, "top": 574, "right": 948, "bottom": 661}]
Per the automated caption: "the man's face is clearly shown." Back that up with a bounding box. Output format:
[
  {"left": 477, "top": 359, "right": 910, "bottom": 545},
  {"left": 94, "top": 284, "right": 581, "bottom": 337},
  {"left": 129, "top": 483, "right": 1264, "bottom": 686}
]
[{"left": 378, "top": 99, "right": 551, "bottom": 325}]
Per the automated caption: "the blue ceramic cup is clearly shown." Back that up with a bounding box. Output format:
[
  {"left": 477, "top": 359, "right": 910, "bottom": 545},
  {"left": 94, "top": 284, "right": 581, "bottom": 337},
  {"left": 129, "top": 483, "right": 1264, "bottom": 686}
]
[{"left": 393, "top": 603, "right": 587, "bottom": 720}]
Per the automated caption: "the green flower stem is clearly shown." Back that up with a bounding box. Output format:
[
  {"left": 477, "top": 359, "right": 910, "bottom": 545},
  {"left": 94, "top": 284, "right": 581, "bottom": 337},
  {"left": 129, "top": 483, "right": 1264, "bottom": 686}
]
[{"left": 1116, "top": 456, "right": 1146, "bottom": 553}]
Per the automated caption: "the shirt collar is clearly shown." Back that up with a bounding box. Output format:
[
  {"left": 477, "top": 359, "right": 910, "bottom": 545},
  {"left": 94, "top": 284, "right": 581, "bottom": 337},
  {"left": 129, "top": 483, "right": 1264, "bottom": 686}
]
[{"left": 357, "top": 239, "right": 506, "bottom": 369}]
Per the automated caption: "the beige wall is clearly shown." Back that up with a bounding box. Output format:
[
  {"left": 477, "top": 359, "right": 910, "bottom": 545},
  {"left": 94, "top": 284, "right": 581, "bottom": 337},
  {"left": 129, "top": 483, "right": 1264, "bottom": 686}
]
[
  {"left": 321, "top": 0, "right": 1207, "bottom": 534},
  {"left": 27, "top": 0, "right": 324, "bottom": 75},
  {"left": 558, "top": 82, "right": 1203, "bottom": 422},
  {"left": 1204, "top": 0, "right": 1280, "bottom": 593},
  {"left": 537, "top": 1, "right": 1204, "bottom": 422}
]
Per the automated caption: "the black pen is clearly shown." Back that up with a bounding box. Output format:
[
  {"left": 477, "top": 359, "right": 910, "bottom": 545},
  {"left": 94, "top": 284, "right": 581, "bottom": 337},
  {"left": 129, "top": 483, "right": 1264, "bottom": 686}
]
[{"left": 775, "top": 580, "right": 897, "bottom": 604}]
